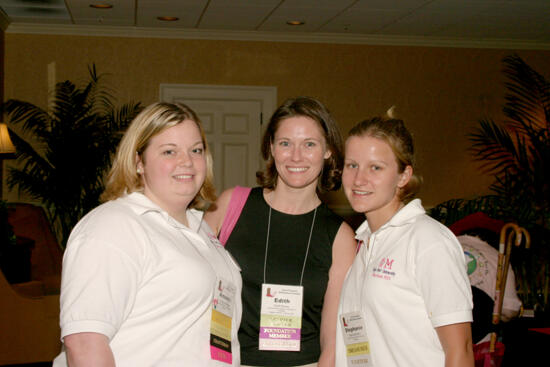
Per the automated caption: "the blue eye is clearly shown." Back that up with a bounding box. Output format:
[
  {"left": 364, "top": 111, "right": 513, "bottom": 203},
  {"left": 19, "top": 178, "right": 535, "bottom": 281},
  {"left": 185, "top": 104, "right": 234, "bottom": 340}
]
[
  {"left": 345, "top": 163, "right": 358, "bottom": 169},
  {"left": 305, "top": 141, "right": 316, "bottom": 148},
  {"left": 279, "top": 141, "right": 290, "bottom": 147},
  {"left": 163, "top": 150, "right": 176, "bottom": 156}
]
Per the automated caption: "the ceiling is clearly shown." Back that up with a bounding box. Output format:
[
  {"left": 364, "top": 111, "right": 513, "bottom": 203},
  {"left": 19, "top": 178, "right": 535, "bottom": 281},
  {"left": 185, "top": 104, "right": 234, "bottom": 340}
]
[{"left": 1, "top": 0, "right": 549, "bottom": 49}]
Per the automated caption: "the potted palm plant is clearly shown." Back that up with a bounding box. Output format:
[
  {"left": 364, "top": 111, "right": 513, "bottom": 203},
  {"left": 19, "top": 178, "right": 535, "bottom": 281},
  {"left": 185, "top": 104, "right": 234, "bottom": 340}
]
[
  {"left": 429, "top": 54, "right": 550, "bottom": 316},
  {"left": 2, "top": 64, "right": 142, "bottom": 248}
]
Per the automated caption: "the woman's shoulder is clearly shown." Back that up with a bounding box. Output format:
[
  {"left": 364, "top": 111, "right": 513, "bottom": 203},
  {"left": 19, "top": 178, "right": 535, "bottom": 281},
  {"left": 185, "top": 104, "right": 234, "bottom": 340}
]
[
  {"left": 67, "top": 195, "right": 150, "bottom": 252},
  {"left": 403, "top": 213, "right": 463, "bottom": 257},
  {"left": 204, "top": 186, "right": 257, "bottom": 234},
  {"left": 396, "top": 200, "right": 454, "bottom": 238},
  {"left": 412, "top": 213, "right": 455, "bottom": 238},
  {"left": 77, "top": 195, "right": 144, "bottom": 228},
  {"left": 314, "top": 204, "right": 348, "bottom": 244}
]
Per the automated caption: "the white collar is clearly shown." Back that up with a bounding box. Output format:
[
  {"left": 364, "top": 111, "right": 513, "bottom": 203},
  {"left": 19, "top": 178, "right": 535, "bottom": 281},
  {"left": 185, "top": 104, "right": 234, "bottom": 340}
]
[
  {"left": 355, "top": 198, "right": 425, "bottom": 240},
  {"left": 121, "top": 192, "right": 204, "bottom": 231}
]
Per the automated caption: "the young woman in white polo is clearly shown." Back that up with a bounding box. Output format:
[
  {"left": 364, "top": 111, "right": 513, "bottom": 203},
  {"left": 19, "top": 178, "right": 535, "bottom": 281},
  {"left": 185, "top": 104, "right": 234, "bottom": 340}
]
[
  {"left": 53, "top": 103, "right": 242, "bottom": 367},
  {"left": 335, "top": 116, "right": 474, "bottom": 367}
]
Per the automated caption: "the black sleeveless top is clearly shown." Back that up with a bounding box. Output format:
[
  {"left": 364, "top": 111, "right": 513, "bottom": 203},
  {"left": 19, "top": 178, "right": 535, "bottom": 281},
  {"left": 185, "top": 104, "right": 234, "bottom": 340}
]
[{"left": 225, "top": 187, "right": 343, "bottom": 366}]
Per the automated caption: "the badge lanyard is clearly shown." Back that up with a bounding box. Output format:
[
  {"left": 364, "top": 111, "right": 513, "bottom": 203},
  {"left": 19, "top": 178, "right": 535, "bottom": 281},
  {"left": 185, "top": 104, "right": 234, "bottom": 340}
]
[{"left": 259, "top": 206, "right": 317, "bottom": 352}]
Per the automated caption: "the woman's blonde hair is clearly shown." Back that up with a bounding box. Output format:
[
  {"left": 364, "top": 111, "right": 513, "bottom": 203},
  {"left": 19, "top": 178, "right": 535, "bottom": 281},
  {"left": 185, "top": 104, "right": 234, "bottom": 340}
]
[
  {"left": 347, "top": 109, "right": 422, "bottom": 203},
  {"left": 101, "top": 102, "right": 216, "bottom": 209}
]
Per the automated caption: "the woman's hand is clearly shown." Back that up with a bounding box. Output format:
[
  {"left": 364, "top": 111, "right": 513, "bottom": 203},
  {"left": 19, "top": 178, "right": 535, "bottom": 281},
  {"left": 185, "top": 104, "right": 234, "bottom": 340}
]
[{"left": 65, "top": 332, "right": 115, "bottom": 367}]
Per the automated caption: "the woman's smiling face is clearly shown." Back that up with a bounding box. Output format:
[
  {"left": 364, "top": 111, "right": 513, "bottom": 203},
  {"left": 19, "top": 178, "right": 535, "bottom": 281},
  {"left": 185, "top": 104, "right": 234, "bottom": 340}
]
[
  {"left": 343, "top": 134, "right": 411, "bottom": 227},
  {"left": 270, "top": 116, "right": 331, "bottom": 191},
  {"left": 137, "top": 120, "right": 206, "bottom": 216}
]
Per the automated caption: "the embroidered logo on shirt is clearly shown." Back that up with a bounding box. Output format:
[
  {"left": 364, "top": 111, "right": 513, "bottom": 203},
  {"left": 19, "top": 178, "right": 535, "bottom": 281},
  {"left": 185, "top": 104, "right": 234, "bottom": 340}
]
[{"left": 371, "top": 257, "right": 396, "bottom": 280}]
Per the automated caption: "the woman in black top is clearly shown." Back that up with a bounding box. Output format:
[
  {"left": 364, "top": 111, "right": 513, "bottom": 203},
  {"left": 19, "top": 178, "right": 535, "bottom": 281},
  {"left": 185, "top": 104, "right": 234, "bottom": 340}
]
[{"left": 206, "top": 97, "right": 356, "bottom": 367}]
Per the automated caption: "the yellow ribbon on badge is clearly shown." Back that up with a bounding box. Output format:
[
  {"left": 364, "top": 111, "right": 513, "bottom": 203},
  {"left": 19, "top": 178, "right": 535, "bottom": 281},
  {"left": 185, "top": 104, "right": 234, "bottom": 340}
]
[{"left": 346, "top": 342, "right": 370, "bottom": 356}]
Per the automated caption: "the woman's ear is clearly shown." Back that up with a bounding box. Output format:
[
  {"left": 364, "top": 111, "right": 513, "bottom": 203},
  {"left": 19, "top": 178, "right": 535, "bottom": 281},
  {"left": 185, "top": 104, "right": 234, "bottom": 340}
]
[
  {"left": 324, "top": 149, "right": 332, "bottom": 160},
  {"left": 398, "top": 165, "right": 413, "bottom": 188},
  {"left": 136, "top": 152, "right": 144, "bottom": 174}
]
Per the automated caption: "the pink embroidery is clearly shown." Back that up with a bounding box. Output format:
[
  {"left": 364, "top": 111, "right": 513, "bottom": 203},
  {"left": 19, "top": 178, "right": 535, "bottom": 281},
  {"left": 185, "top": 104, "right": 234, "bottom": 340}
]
[{"left": 372, "top": 257, "right": 397, "bottom": 280}]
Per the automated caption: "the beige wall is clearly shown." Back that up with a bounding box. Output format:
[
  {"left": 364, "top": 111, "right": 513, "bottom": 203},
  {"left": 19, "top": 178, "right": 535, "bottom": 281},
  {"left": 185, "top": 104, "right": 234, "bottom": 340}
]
[
  {"left": 0, "top": 30, "right": 3, "bottom": 104},
  {"left": 4, "top": 33, "right": 550, "bottom": 208}
]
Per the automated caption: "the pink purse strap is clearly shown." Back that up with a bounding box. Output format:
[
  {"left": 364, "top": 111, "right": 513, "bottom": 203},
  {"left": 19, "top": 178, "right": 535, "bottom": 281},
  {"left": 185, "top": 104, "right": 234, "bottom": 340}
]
[{"left": 219, "top": 186, "right": 252, "bottom": 246}]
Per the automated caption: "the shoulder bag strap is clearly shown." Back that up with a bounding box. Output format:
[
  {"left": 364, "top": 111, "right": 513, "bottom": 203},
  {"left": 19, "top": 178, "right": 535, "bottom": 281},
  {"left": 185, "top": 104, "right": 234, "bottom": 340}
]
[{"left": 219, "top": 186, "right": 252, "bottom": 246}]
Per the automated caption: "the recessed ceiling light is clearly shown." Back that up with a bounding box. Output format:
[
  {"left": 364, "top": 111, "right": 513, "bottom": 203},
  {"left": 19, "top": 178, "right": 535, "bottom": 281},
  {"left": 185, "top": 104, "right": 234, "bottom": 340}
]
[
  {"left": 157, "top": 16, "right": 179, "bottom": 21},
  {"left": 89, "top": 3, "right": 113, "bottom": 9},
  {"left": 286, "top": 20, "right": 305, "bottom": 26}
]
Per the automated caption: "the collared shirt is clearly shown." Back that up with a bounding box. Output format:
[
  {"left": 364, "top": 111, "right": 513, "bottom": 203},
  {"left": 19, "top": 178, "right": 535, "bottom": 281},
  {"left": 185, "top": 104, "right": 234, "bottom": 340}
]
[
  {"left": 53, "top": 192, "right": 242, "bottom": 366},
  {"left": 336, "top": 199, "right": 472, "bottom": 367}
]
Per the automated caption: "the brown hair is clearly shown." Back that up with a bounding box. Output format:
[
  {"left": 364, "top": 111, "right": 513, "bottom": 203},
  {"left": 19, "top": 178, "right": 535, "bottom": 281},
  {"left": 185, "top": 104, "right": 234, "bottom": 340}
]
[
  {"left": 101, "top": 102, "right": 216, "bottom": 209},
  {"left": 256, "top": 96, "right": 344, "bottom": 193},
  {"left": 347, "top": 117, "right": 422, "bottom": 203}
]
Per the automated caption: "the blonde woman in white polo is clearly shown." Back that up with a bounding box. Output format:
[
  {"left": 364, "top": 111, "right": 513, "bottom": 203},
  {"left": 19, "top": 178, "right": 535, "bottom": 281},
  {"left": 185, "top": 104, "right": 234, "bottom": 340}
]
[
  {"left": 53, "top": 102, "right": 242, "bottom": 367},
  {"left": 335, "top": 116, "right": 474, "bottom": 367}
]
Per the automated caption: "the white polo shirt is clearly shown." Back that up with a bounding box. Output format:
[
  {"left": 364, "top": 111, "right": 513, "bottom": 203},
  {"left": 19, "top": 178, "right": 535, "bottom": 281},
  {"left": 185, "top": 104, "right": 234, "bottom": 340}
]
[
  {"left": 53, "top": 192, "right": 242, "bottom": 367},
  {"left": 335, "top": 199, "right": 472, "bottom": 367}
]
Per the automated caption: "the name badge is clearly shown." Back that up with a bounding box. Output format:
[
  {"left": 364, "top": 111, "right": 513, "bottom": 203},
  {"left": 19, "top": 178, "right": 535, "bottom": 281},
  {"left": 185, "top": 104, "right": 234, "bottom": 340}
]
[
  {"left": 340, "top": 311, "right": 372, "bottom": 367},
  {"left": 259, "top": 283, "right": 303, "bottom": 351},
  {"left": 210, "top": 277, "right": 236, "bottom": 364}
]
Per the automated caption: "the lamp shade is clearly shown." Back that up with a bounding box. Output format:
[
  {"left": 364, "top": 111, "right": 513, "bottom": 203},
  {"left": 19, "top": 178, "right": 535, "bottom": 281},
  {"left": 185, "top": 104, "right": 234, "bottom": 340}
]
[{"left": 0, "top": 123, "right": 15, "bottom": 154}]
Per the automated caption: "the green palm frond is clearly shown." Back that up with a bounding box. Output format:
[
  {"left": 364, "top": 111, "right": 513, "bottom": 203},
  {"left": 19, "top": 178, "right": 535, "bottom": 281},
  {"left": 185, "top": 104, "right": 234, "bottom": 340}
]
[
  {"left": 434, "top": 55, "right": 550, "bottom": 310},
  {"left": 466, "top": 55, "right": 549, "bottom": 233},
  {"left": 502, "top": 55, "right": 550, "bottom": 133},
  {"left": 2, "top": 100, "right": 50, "bottom": 138},
  {"left": 428, "top": 195, "right": 508, "bottom": 226},
  {"left": 2, "top": 64, "right": 142, "bottom": 247},
  {"left": 7, "top": 129, "right": 52, "bottom": 174},
  {"left": 469, "top": 118, "right": 521, "bottom": 175}
]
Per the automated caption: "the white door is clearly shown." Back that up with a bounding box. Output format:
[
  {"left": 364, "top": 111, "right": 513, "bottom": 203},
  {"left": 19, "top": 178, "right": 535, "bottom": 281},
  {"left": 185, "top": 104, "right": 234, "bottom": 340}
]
[
  {"left": 177, "top": 99, "right": 261, "bottom": 192},
  {"left": 160, "top": 84, "right": 277, "bottom": 194}
]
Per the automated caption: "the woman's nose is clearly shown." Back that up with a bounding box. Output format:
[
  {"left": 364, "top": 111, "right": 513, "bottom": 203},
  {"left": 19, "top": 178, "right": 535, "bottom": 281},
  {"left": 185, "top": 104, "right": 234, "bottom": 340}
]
[
  {"left": 178, "top": 152, "right": 192, "bottom": 167},
  {"left": 291, "top": 146, "right": 302, "bottom": 161},
  {"left": 354, "top": 168, "right": 368, "bottom": 186}
]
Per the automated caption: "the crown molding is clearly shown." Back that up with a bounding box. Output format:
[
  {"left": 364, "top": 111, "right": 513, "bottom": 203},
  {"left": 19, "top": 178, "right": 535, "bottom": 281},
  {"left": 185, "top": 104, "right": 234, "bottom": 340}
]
[
  {"left": 5, "top": 23, "right": 550, "bottom": 50},
  {"left": 0, "top": 8, "right": 10, "bottom": 31}
]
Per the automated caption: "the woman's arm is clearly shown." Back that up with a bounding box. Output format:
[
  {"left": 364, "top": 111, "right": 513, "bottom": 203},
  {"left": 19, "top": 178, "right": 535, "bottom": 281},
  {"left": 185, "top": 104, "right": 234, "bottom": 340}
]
[
  {"left": 65, "top": 332, "right": 115, "bottom": 367},
  {"left": 435, "top": 322, "right": 474, "bottom": 367},
  {"left": 59, "top": 212, "right": 144, "bottom": 367},
  {"left": 204, "top": 187, "right": 235, "bottom": 235},
  {"left": 319, "top": 222, "right": 357, "bottom": 367}
]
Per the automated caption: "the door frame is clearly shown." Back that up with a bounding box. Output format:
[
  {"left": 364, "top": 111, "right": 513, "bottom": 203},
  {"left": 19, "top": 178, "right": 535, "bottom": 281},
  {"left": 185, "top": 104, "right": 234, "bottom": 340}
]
[
  {"left": 159, "top": 83, "right": 278, "bottom": 133},
  {"left": 159, "top": 83, "right": 278, "bottom": 189}
]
